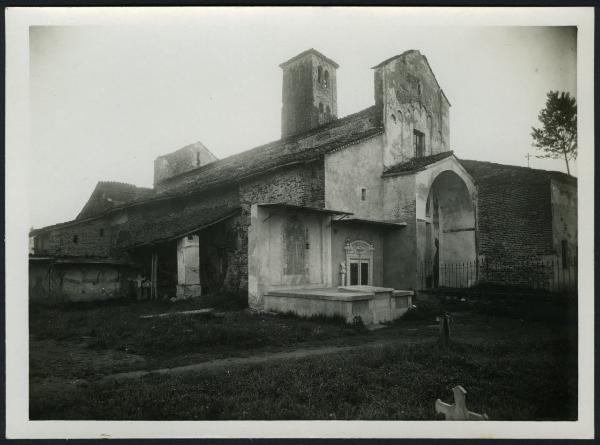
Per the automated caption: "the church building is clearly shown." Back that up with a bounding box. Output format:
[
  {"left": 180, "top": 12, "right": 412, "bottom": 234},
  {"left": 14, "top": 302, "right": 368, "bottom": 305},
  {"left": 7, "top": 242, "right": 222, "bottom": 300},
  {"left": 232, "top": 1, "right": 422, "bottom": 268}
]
[{"left": 29, "top": 49, "right": 577, "bottom": 322}]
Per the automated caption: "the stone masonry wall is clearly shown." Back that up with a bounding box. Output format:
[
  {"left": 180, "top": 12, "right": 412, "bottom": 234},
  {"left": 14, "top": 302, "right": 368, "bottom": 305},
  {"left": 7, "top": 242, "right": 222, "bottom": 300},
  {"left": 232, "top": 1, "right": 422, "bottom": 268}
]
[
  {"left": 281, "top": 53, "right": 338, "bottom": 137},
  {"left": 35, "top": 187, "right": 239, "bottom": 260},
  {"left": 39, "top": 217, "right": 113, "bottom": 258}
]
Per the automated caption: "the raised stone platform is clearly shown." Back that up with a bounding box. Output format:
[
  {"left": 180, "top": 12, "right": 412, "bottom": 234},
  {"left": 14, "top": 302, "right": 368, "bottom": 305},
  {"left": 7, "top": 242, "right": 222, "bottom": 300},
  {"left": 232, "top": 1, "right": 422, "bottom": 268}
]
[{"left": 264, "top": 286, "right": 413, "bottom": 325}]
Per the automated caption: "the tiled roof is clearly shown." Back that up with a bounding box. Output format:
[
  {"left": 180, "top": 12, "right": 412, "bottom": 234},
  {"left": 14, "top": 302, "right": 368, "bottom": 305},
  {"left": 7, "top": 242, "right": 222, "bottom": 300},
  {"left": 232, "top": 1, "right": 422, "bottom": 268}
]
[
  {"left": 382, "top": 151, "right": 454, "bottom": 175},
  {"left": 459, "top": 159, "right": 577, "bottom": 186},
  {"left": 155, "top": 106, "right": 382, "bottom": 197},
  {"left": 31, "top": 106, "right": 382, "bottom": 236},
  {"left": 77, "top": 182, "right": 153, "bottom": 220},
  {"left": 116, "top": 207, "right": 241, "bottom": 250}
]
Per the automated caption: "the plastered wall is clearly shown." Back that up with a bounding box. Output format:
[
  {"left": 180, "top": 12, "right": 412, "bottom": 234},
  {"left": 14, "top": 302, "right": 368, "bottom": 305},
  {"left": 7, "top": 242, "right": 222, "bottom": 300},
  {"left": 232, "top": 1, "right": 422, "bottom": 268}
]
[
  {"left": 324, "top": 135, "right": 385, "bottom": 220},
  {"left": 248, "top": 205, "right": 332, "bottom": 309}
]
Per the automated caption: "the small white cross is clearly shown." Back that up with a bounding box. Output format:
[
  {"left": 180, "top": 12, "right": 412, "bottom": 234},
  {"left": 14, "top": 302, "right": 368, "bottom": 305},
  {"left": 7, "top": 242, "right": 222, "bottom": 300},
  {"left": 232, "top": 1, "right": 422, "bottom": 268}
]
[{"left": 435, "top": 385, "right": 489, "bottom": 420}]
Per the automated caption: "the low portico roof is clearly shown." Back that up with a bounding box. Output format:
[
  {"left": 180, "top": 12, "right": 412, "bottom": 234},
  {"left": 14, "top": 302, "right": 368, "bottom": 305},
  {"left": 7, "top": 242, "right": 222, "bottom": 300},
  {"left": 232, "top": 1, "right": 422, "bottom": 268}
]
[
  {"left": 258, "top": 203, "right": 351, "bottom": 216},
  {"left": 332, "top": 217, "right": 407, "bottom": 229},
  {"left": 382, "top": 151, "right": 455, "bottom": 176}
]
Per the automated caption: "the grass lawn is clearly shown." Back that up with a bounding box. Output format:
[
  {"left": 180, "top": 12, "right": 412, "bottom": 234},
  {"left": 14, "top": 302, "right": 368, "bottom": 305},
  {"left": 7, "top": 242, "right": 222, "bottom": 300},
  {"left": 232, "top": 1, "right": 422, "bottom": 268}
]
[
  {"left": 30, "top": 297, "right": 391, "bottom": 380},
  {"left": 29, "top": 295, "right": 578, "bottom": 421}
]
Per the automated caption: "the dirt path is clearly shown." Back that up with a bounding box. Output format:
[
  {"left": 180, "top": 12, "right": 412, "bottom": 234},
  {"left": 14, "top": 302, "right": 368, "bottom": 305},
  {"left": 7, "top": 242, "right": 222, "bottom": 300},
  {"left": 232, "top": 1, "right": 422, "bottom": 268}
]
[{"left": 103, "top": 336, "right": 435, "bottom": 382}]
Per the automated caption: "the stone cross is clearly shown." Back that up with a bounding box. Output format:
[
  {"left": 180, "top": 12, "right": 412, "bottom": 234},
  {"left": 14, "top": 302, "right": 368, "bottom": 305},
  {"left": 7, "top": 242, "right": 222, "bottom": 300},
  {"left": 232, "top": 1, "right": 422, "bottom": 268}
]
[{"left": 435, "top": 385, "right": 489, "bottom": 420}]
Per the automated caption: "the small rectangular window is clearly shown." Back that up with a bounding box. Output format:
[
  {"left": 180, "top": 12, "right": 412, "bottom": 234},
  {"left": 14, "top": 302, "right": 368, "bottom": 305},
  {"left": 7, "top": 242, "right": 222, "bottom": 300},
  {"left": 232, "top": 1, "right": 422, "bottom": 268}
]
[
  {"left": 561, "top": 240, "right": 568, "bottom": 269},
  {"left": 361, "top": 188, "right": 367, "bottom": 201},
  {"left": 73, "top": 235, "right": 79, "bottom": 244},
  {"left": 414, "top": 130, "right": 425, "bottom": 158},
  {"left": 99, "top": 229, "right": 104, "bottom": 237}
]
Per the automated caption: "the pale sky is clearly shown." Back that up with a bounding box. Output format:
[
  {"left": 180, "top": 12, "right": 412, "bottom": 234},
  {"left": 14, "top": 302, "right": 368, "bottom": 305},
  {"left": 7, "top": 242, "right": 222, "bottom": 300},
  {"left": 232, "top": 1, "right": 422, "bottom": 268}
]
[{"left": 29, "top": 12, "right": 577, "bottom": 229}]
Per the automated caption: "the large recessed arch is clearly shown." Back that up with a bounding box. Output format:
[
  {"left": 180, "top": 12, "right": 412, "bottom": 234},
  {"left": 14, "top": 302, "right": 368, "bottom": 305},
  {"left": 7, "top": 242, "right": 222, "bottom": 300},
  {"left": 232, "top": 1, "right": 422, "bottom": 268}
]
[{"left": 424, "top": 169, "right": 477, "bottom": 287}]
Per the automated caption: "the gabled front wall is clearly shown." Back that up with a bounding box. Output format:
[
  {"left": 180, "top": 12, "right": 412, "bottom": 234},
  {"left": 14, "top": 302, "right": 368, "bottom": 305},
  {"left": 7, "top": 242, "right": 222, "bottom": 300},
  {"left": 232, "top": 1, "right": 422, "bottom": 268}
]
[{"left": 374, "top": 52, "right": 451, "bottom": 169}]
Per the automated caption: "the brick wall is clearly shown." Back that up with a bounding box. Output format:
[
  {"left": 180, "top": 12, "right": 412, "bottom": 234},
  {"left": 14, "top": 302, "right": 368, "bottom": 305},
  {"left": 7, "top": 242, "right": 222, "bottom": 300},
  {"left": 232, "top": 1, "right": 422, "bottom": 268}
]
[
  {"left": 460, "top": 160, "right": 561, "bottom": 275},
  {"left": 462, "top": 161, "right": 555, "bottom": 262}
]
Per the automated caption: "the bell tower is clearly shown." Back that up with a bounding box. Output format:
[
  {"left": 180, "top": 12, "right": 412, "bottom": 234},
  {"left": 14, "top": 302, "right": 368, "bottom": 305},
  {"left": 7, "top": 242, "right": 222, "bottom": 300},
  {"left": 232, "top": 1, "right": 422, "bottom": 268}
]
[{"left": 280, "top": 48, "right": 339, "bottom": 138}]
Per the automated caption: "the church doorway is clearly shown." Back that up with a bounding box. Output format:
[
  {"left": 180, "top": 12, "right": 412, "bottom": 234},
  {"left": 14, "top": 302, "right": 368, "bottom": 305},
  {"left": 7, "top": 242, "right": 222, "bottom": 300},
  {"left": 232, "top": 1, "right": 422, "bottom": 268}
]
[
  {"left": 425, "top": 170, "right": 476, "bottom": 287},
  {"left": 344, "top": 240, "right": 374, "bottom": 286}
]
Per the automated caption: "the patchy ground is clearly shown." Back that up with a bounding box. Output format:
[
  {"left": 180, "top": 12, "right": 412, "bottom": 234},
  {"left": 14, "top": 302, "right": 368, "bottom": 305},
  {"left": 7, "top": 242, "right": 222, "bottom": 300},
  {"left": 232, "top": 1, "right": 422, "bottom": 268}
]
[{"left": 29, "top": 296, "right": 578, "bottom": 421}]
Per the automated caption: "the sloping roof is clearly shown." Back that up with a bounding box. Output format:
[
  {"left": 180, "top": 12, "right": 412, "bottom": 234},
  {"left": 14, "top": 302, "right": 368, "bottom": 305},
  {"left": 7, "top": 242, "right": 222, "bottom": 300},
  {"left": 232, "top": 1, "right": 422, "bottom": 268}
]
[
  {"left": 116, "top": 207, "right": 241, "bottom": 250},
  {"left": 382, "top": 151, "right": 455, "bottom": 176},
  {"left": 258, "top": 203, "right": 351, "bottom": 216},
  {"left": 31, "top": 106, "right": 382, "bottom": 237},
  {"left": 279, "top": 48, "right": 339, "bottom": 69},
  {"left": 459, "top": 159, "right": 577, "bottom": 186},
  {"left": 333, "top": 217, "right": 407, "bottom": 229},
  {"left": 77, "top": 182, "right": 153, "bottom": 220},
  {"left": 154, "top": 106, "right": 382, "bottom": 196}
]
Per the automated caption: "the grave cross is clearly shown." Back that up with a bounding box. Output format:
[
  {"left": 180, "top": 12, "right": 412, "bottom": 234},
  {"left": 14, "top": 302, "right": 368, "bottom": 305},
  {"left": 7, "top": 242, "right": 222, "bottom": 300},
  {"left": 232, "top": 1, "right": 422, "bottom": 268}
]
[
  {"left": 525, "top": 152, "right": 533, "bottom": 168},
  {"left": 435, "top": 385, "right": 489, "bottom": 420}
]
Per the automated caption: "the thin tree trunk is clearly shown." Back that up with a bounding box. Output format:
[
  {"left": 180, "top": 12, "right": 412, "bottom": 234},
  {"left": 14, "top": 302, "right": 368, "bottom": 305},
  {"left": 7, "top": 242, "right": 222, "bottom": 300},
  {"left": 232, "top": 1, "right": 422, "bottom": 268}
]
[{"left": 563, "top": 149, "right": 571, "bottom": 175}]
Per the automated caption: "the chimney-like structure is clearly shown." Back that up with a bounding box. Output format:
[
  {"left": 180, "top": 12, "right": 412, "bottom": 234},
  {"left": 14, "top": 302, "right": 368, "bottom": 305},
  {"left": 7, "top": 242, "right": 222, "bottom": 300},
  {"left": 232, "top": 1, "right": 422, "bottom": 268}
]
[{"left": 280, "top": 48, "right": 339, "bottom": 138}]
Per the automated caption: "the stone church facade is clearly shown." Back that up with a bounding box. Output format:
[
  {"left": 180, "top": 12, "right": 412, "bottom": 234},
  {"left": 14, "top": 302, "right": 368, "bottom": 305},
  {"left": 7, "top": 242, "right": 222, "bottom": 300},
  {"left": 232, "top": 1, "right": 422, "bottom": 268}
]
[{"left": 29, "top": 49, "right": 577, "bottom": 318}]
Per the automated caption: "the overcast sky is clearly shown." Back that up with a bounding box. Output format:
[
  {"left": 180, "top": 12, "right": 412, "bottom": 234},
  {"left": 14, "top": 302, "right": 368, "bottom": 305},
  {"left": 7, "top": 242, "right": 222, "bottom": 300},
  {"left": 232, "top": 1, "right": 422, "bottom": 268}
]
[{"left": 29, "top": 12, "right": 577, "bottom": 229}]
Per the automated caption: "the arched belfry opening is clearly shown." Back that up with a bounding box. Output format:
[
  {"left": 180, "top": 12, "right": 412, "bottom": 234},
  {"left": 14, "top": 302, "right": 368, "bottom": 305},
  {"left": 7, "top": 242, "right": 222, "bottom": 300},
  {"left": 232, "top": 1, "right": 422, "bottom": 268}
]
[{"left": 424, "top": 170, "right": 476, "bottom": 287}]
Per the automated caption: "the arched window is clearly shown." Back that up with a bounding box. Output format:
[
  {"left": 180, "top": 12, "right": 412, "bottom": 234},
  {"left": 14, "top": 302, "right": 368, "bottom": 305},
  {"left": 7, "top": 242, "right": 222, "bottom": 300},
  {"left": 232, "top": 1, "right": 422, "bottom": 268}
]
[
  {"left": 325, "top": 105, "right": 331, "bottom": 118},
  {"left": 391, "top": 114, "right": 397, "bottom": 123},
  {"left": 319, "top": 102, "right": 324, "bottom": 114},
  {"left": 324, "top": 70, "right": 329, "bottom": 88},
  {"left": 317, "top": 66, "right": 323, "bottom": 84}
]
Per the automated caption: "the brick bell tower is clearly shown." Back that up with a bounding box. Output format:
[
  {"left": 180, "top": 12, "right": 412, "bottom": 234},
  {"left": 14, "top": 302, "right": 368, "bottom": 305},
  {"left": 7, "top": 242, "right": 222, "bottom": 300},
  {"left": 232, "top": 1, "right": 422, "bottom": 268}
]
[{"left": 280, "top": 48, "right": 339, "bottom": 138}]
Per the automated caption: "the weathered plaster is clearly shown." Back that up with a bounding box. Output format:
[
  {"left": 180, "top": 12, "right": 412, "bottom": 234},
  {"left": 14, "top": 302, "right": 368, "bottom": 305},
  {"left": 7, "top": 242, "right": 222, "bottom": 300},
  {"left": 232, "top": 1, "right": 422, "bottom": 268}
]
[
  {"left": 551, "top": 179, "right": 577, "bottom": 264},
  {"left": 373, "top": 51, "right": 450, "bottom": 169},
  {"left": 248, "top": 204, "right": 333, "bottom": 309},
  {"left": 176, "top": 235, "right": 201, "bottom": 298},
  {"left": 324, "top": 135, "right": 385, "bottom": 220}
]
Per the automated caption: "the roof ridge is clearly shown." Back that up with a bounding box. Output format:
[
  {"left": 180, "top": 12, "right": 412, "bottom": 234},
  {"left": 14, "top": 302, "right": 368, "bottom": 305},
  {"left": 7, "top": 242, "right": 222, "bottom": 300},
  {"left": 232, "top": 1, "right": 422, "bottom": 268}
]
[
  {"left": 96, "top": 180, "right": 150, "bottom": 189},
  {"left": 157, "top": 105, "right": 379, "bottom": 185},
  {"left": 459, "top": 158, "right": 576, "bottom": 178}
]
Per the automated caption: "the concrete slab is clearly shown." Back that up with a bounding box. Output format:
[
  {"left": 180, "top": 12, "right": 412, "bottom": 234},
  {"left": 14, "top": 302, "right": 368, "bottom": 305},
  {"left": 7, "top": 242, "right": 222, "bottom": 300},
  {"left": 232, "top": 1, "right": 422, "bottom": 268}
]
[{"left": 268, "top": 288, "right": 374, "bottom": 301}]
